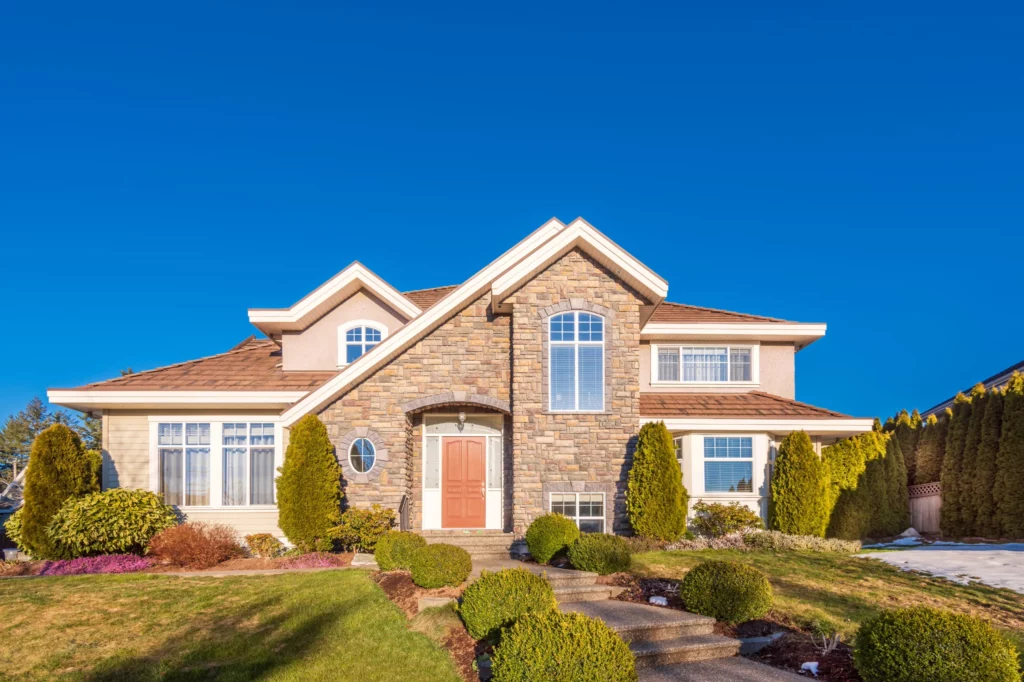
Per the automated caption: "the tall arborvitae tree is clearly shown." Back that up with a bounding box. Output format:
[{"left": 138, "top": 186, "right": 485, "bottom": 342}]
[
  {"left": 959, "top": 384, "right": 988, "bottom": 536},
  {"left": 276, "top": 414, "right": 343, "bottom": 552},
  {"left": 914, "top": 413, "right": 947, "bottom": 484},
  {"left": 994, "top": 373, "right": 1024, "bottom": 538},
  {"left": 883, "top": 435, "right": 910, "bottom": 535},
  {"left": 627, "top": 421, "right": 688, "bottom": 541},
  {"left": 972, "top": 387, "right": 1004, "bottom": 538},
  {"left": 941, "top": 393, "right": 972, "bottom": 536},
  {"left": 824, "top": 435, "right": 870, "bottom": 540},
  {"left": 770, "top": 431, "right": 830, "bottom": 537},
  {"left": 889, "top": 410, "right": 922, "bottom": 486},
  {"left": 861, "top": 432, "right": 891, "bottom": 537}
]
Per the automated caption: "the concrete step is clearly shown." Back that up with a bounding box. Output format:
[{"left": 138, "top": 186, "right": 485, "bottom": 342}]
[
  {"left": 630, "top": 635, "right": 740, "bottom": 669},
  {"left": 541, "top": 567, "right": 599, "bottom": 588},
  {"left": 638, "top": 656, "right": 806, "bottom": 681},
  {"left": 465, "top": 551, "right": 515, "bottom": 561},
  {"left": 554, "top": 585, "right": 615, "bottom": 603},
  {"left": 561, "top": 601, "right": 715, "bottom": 643}
]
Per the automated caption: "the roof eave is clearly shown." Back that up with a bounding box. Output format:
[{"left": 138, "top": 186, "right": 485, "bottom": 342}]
[
  {"left": 640, "top": 323, "right": 826, "bottom": 349},
  {"left": 47, "top": 390, "right": 308, "bottom": 413},
  {"left": 641, "top": 416, "right": 875, "bottom": 435}
]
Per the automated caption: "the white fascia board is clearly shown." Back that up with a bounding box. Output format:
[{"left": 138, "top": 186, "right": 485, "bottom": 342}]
[
  {"left": 247, "top": 262, "right": 421, "bottom": 332},
  {"left": 641, "top": 323, "right": 826, "bottom": 342},
  {"left": 48, "top": 390, "right": 307, "bottom": 411},
  {"left": 491, "top": 219, "right": 669, "bottom": 309},
  {"left": 643, "top": 416, "right": 875, "bottom": 435},
  {"left": 280, "top": 218, "right": 569, "bottom": 426}
]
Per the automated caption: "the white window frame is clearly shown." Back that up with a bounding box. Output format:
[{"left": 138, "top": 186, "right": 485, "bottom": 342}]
[
  {"left": 221, "top": 422, "right": 278, "bottom": 507},
  {"left": 156, "top": 422, "right": 211, "bottom": 507},
  {"left": 148, "top": 416, "right": 283, "bottom": 509},
  {"left": 550, "top": 491, "right": 606, "bottom": 533},
  {"left": 548, "top": 311, "right": 605, "bottom": 413},
  {"left": 701, "top": 435, "right": 756, "bottom": 496},
  {"left": 337, "top": 319, "right": 389, "bottom": 367},
  {"left": 650, "top": 343, "right": 759, "bottom": 386},
  {"left": 349, "top": 437, "right": 377, "bottom": 474}
]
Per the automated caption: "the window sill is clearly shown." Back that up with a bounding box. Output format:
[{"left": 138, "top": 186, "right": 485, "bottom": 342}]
[
  {"left": 174, "top": 505, "right": 278, "bottom": 512},
  {"left": 650, "top": 381, "right": 759, "bottom": 388},
  {"left": 543, "top": 410, "right": 612, "bottom": 416},
  {"left": 697, "top": 493, "right": 760, "bottom": 498}
]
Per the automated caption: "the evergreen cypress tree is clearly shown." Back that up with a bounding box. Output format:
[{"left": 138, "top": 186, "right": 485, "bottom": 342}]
[
  {"left": 824, "top": 435, "right": 870, "bottom": 539},
  {"left": 994, "top": 373, "right": 1024, "bottom": 537},
  {"left": 626, "top": 421, "right": 688, "bottom": 541},
  {"left": 883, "top": 436, "right": 910, "bottom": 535},
  {"left": 891, "top": 410, "right": 922, "bottom": 486},
  {"left": 914, "top": 414, "right": 945, "bottom": 484},
  {"left": 941, "top": 393, "right": 971, "bottom": 536},
  {"left": 959, "top": 384, "right": 988, "bottom": 536},
  {"left": 861, "top": 431, "right": 890, "bottom": 537},
  {"left": 972, "top": 387, "right": 1004, "bottom": 538},
  {"left": 276, "top": 414, "right": 343, "bottom": 552},
  {"left": 770, "top": 431, "right": 830, "bottom": 537},
  {"left": 19, "top": 424, "right": 101, "bottom": 559}
]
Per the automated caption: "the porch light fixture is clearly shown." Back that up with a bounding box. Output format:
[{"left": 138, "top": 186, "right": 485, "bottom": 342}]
[{"left": 457, "top": 412, "right": 467, "bottom": 431}]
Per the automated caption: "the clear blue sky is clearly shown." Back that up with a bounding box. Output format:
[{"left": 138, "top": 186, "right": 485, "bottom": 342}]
[{"left": 2, "top": 1, "right": 1021, "bottom": 423}]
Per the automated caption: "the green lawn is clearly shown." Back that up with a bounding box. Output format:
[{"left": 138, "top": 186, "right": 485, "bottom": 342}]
[
  {"left": 632, "top": 550, "right": 1024, "bottom": 651},
  {"left": 0, "top": 569, "right": 461, "bottom": 682}
]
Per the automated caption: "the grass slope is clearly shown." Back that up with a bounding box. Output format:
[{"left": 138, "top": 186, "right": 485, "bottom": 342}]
[
  {"left": 632, "top": 550, "right": 1024, "bottom": 652},
  {"left": 0, "top": 570, "right": 460, "bottom": 682}
]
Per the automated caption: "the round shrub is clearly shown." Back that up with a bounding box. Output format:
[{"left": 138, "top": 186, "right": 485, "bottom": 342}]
[
  {"left": 567, "top": 534, "right": 631, "bottom": 575},
  {"left": 679, "top": 560, "right": 773, "bottom": 624},
  {"left": 459, "top": 568, "right": 558, "bottom": 640},
  {"left": 148, "top": 522, "right": 244, "bottom": 568},
  {"left": 525, "top": 514, "right": 579, "bottom": 564},
  {"left": 329, "top": 504, "right": 395, "bottom": 552},
  {"left": 854, "top": 607, "right": 1019, "bottom": 682},
  {"left": 491, "top": 610, "right": 636, "bottom": 682},
  {"left": 410, "top": 543, "right": 472, "bottom": 588},
  {"left": 374, "top": 530, "right": 427, "bottom": 571},
  {"left": 690, "top": 501, "right": 763, "bottom": 538},
  {"left": 47, "top": 488, "right": 178, "bottom": 557},
  {"left": 245, "top": 533, "right": 283, "bottom": 558}
]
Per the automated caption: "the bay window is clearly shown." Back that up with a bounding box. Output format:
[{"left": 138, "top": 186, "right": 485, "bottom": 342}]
[
  {"left": 703, "top": 437, "right": 754, "bottom": 493},
  {"left": 655, "top": 346, "right": 754, "bottom": 383},
  {"left": 549, "top": 311, "right": 604, "bottom": 412}
]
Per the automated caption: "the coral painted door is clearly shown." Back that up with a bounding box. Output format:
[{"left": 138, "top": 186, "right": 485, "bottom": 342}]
[{"left": 442, "top": 437, "right": 487, "bottom": 528}]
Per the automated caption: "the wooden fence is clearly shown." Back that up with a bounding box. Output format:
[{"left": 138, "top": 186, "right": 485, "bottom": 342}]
[{"left": 908, "top": 482, "right": 942, "bottom": 534}]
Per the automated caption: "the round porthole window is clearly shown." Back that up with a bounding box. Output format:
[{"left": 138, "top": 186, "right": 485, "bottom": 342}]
[{"left": 349, "top": 438, "right": 376, "bottom": 473}]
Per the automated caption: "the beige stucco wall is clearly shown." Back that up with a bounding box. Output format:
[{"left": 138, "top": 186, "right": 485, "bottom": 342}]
[
  {"left": 639, "top": 341, "right": 795, "bottom": 399},
  {"left": 281, "top": 289, "right": 409, "bottom": 371}
]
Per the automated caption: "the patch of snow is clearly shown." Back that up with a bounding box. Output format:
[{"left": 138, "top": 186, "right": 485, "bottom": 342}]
[
  {"left": 800, "top": 662, "right": 819, "bottom": 676},
  {"left": 857, "top": 543, "right": 1024, "bottom": 593},
  {"left": 890, "top": 536, "right": 924, "bottom": 546},
  {"left": 648, "top": 596, "right": 668, "bottom": 606},
  {"left": 898, "top": 527, "right": 921, "bottom": 538}
]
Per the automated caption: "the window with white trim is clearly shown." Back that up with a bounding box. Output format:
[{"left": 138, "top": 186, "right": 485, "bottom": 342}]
[
  {"left": 223, "top": 423, "right": 276, "bottom": 505},
  {"left": 342, "top": 325, "right": 383, "bottom": 365},
  {"left": 673, "top": 436, "right": 683, "bottom": 466},
  {"left": 550, "top": 492, "right": 605, "bottom": 533},
  {"left": 703, "top": 437, "right": 754, "bottom": 493},
  {"left": 549, "top": 311, "right": 604, "bottom": 412},
  {"left": 159, "top": 423, "right": 210, "bottom": 506},
  {"left": 656, "top": 346, "right": 752, "bottom": 383}
]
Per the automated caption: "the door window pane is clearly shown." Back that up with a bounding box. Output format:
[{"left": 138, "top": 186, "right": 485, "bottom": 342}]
[
  {"left": 487, "top": 436, "right": 502, "bottom": 489},
  {"left": 424, "top": 436, "right": 440, "bottom": 489}
]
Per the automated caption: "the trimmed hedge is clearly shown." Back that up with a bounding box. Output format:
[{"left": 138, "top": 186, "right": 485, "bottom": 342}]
[
  {"left": 410, "top": 543, "right": 471, "bottom": 588},
  {"left": 330, "top": 504, "right": 395, "bottom": 552},
  {"left": 491, "top": 610, "right": 637, "bottom": 682},
  {"left": 679, "top": 560, "right": 773, "bottom": 624},
  {"left": 691, "top": 501, "right": 763, "bottom": 538},
  {"left": 277, "top": 414, "right": 343, "bottom": 552},
  {"left": 48, "top": 488, "right": 178, "bottom": 557},
  {"left": 459, "top": 568, "right": 557, "bottom": 640},
  {"left": 770, "top": 431, "right": 829, "bottom": 537},
  {"left": 19, "top": 424, "right": 101, "bottom": 559},
  {"left": 374, "top": 531, "right": 427, "bottom": 571},
  {"left": 626, "top": 421, "right": 688, "bottom": 541},
  {"left": 567, "top": 533, "right": 631, "bottom": 575},
  {"left": 854, "top": 607, "right": 1019, "bottom": 682},
  {"left": 525, "top": 514, "right": 579, "bottom": 564}
]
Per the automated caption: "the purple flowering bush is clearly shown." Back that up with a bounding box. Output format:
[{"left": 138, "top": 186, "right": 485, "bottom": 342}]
[
  {"left": 278, "top": 552, "right": 347, "bottom": 569},
  {"left": 37, "top": 554, "right": 153, "bottom": 576}
]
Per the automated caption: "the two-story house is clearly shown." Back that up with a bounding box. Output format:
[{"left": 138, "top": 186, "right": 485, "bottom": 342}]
[{"left": 48, "top": 218, "right": 872, "bottom": 540}]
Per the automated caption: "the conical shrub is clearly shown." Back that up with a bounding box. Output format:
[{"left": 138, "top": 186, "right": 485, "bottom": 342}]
[
  {"left": 973, "top": 387, "right": 1004, "bottom": 538},
  {"left": 914, "top": 413, "right": 947, "bottom": 485},
  {"left": 277, "top": 414, "right": 343, "bottom": 552},
  {"left": 959, "top": 384, "right": 987, "bottom": 536},
  {"left": 769, "top": 431, "right": 829, "bottom": 537},
  {"left": 883, "top": 436, "right": 910, "bottom": 535},
  {"left": 626, "top": 421, "right": 687, "bottom": 541},
  {"left": 994, "top": 373, "right": 1024, "bottom": 537},
  {"left": 941, "top": 393, "right": 971, "bottom": 536}
]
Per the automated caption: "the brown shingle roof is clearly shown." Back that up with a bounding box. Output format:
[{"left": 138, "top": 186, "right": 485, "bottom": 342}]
[
  {"left": 66, "top": 338, "right": 336, "bottom": 392},
  {"left": 649, "top": 303, "right": 792, "bottom": 324},
  {"left": 403, "top": 285, "right": 459, "bottom": 310},
  {"left": 640, "top": 392, "right": 852, "bottom": 419}
]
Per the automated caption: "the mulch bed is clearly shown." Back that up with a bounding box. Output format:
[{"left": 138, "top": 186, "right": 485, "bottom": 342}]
[
  {"left": 599, "top": 572, "right": 686, "bottom": 609},
  {"left": 748, "top": 632, "right": 860, "bottom": 681}
]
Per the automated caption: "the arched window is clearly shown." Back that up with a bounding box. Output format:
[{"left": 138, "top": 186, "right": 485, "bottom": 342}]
[
  {"left": 549, "top": 311, "right": 604, "bottom": 412},
  {"left": 338, "top": 322, "right": 385, "bottom": 366}
]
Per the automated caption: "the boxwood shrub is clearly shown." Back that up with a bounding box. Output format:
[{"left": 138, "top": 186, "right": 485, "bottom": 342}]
[
  {"left": 374, "top": 530, "right": 427, "bottom": 571},
  {"left": 854, "top": 607, "right": 1019, "bottom": 682},
  {"left": 491, "top": 610, "right": 637, "bottom": 682},
  {"left": 245, "top": 533, "right": 283, "bottom": 558},
  {"left": 679, "top": 560, "right": 772, "bottom": 624},
  {"left": 409, "top": 543, "right": 472, "bottom": 588},
  {"left": 47, "top": 488, "right": 178, "bottom": 557},
  {"left": 690, "top": 501, "right": 763, "bottom": 538},
  {"left": 567, "top": 533, "right": 631, "bottom": 575},
  {"left": 524, "top": 513, "right": 579, "bottom": 564},
  {"left": 459, "top": 568, "right": 557, "bottom": 640}
]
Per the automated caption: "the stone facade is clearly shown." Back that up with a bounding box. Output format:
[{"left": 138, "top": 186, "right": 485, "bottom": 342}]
[
  {"left": 318, "top": 248, "right": 643, "bottom": 535},
  {"left": 318, "top": 293, "right": 512, "bottom": 524}
]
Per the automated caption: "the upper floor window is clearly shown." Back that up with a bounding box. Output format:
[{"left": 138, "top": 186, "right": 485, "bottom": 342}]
[
  {"left": 656, "top": 345, "right": 753, "bottom": 383},
  {"left": 549, "top": 311, "right": 604, "bottom": 412},
  {"left": 340, "top": 324, "right": 384, "bottom": 365}
]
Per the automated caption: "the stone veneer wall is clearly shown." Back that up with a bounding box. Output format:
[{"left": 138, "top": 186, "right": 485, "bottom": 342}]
[
  {"left": 510, "top": 249, "right": 644, "bottom": 534},
  {"left": 318, "top": 293, "right": 511, "bottom": 520}
]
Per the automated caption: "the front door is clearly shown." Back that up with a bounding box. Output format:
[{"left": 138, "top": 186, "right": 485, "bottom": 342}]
[{"left": 442, "top": 437, "right": 487, "bottom": 528}]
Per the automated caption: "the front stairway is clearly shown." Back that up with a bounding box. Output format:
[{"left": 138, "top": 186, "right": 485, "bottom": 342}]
[{"left": 418, "top": 530, "right": 521, "bottom": 561}]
